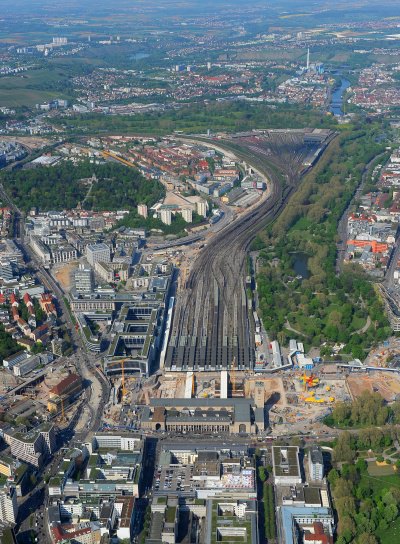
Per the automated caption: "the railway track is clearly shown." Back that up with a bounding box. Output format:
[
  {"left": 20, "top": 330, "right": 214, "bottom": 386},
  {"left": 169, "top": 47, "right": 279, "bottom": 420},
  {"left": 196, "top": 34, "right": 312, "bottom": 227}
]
[{"left": 164, "top": 132, "right": 333, "bottom": 372}]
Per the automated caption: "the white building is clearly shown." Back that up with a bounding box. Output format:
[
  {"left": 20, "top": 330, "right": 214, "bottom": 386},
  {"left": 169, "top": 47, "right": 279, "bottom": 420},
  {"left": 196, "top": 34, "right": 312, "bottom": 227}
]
[
  {"left": 92, "top": 433, "right": 141, "bottom": 452},
  {"left": 309, "top": 446, "right": 324, "bottom": 482},
  {"left": 137, "top": 204, "right": 148, "bottom": 219},
  {"left": 181, "top": 209, "right": 193, "bottom": 223},
  {"left": 197, "top": 201, "right": 208, "bottom": 218},
  {"left": 4, "top": 424, "right": 56, "bottom": 468},
  {"left": 86, "top": 243, "right": 111, "bottom": 266},
  {"left": 0, "top": 486, "right": 18, "bottom": 524},
  {"left": 160, "top": 210, "right": 172, "bottom": 226},
  {"left": 12, "top": 354, "right": 41, "bottom": 377},
  {"left": 272, "top": 446, "right": 302, "bottom": 486},
  {"left": 75, "top": 265, "right": 94, "bottom": 294}
]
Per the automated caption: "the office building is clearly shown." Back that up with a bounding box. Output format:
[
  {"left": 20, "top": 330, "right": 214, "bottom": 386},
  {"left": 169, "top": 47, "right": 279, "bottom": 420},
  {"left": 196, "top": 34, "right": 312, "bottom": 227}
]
[
  {"left": 92, "top": 433, "right": 142, "bottom": 452},
  {"left": 12, "top": 355, "right": 41, "bottom": 377},
  {"left": 272, "top": 447, "right": 302, "bottom": 486},
  {"left": 0, "top": 486, "right": 18, "bottom": 524},
  {"left": 3, "top": 351, "right": 42, "bottom": 377},
  {"left": 105, "top": 301, "right": 167, "bottom": 377},
  {"left": 74, "top": 265, "right": 94, "bottom": 294},
  {"left": 4, "top": 423, "right": 56, "bottom": 468},
  {"left": 279, "top": 507, "right": 334, "bottom": 544},
  {"left": 51, "top": 521, "right": 102, "bottom": 544},
  {"left": 205, "top": 499, "right": 258, "bottom": 544},
  {"left": 86, "top": 243, "right": 111, "bottom": 266}
]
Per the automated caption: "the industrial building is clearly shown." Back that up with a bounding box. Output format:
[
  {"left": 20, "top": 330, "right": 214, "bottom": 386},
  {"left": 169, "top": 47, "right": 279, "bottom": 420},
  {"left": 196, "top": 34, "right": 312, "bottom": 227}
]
[{"left": 3, "top": 351, "right": 42, "bottom": 377}]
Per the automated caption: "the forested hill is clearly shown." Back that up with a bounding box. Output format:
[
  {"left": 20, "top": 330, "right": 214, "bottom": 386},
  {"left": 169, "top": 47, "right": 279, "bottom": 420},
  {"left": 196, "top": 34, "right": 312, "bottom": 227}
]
[{"left": 1, "top": 161, "right": 165, "bottom": 212}]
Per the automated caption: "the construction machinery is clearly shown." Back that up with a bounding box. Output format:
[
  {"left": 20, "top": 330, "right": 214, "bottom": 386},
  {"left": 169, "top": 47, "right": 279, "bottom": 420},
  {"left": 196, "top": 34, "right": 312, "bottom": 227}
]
[
  {"left": 299, "top": 372, "right": 319, "bottom": 391},
  {"left": 302, "top": 391, "right": 335, "bottom": 404}
]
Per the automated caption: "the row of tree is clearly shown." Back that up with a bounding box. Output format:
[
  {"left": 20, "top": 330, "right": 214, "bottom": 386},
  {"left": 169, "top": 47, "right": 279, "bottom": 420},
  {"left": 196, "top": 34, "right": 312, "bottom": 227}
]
[
  {"left": 263, "top": 482, "right": 276, "bottom": 541},
  {"left": 328, "top": 391, "right": 393, "bottom": 429}
]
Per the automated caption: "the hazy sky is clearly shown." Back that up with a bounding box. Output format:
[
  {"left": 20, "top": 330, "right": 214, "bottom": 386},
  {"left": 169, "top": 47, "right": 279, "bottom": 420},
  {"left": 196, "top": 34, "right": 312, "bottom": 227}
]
[{"left": 1, "top": 0, "right": 400, "bottom": 18}]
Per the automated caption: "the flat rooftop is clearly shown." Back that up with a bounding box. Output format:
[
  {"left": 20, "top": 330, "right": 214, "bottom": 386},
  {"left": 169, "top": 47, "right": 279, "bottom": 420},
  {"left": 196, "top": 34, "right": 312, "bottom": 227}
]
[{"left": 272, "top": 446, "right": 301, "bottom": 478}]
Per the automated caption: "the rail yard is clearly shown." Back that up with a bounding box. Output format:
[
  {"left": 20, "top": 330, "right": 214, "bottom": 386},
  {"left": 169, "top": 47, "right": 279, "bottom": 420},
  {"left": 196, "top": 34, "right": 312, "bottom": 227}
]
[{"left": 165, "top": 129, "right": 334, "bottom": 371}]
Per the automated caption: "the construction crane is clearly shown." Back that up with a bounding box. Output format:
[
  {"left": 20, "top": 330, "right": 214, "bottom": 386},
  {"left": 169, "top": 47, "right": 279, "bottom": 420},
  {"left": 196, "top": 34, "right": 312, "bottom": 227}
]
[
  {"left": 121, "top": 360, "right": 127, "bottom": 397},
  {"left": 230, "top": 357, "right": 237, "bottom": 396},
  {"left": 192, "top": 374, "right": 195, "bottom": 397}
]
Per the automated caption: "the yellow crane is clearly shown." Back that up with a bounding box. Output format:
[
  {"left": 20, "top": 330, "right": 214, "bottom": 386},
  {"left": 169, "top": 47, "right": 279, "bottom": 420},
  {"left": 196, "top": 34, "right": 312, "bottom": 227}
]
[{"left": 121, "top": 359, "right": 127, "bottom": 397}]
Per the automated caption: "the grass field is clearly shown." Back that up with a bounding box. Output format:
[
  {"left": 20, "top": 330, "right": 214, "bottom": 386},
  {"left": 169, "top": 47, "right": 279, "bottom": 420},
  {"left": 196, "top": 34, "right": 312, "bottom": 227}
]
[
  {"left": 0, "top": 56, "right": 105, "bottom": 108},
  {"left": 365, "top": 465, "right": 400, "bottom": 485},
  {"left": 380, "top": 517, "right": 400, "bottom": 544},
  {"left": 0, "top": 68, "right": 70, "bottom": 107}
]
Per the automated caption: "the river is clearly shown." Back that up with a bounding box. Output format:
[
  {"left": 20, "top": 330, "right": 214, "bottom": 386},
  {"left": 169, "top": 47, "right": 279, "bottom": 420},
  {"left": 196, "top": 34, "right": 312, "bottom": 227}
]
[{"left": 330, "top": 78, "right": 351, "bottom": 116}]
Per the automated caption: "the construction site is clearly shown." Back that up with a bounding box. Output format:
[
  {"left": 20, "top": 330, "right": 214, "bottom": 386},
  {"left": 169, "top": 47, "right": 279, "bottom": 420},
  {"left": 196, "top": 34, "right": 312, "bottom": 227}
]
[
  {"left": 346, "top": 372, "right": 400, "bottom": 402},
  {"left": 99, "top": 361, "right": 366, "bottom": 436},
  {"left": 0, "top": 359, "right": 84, "bottom": 429}
]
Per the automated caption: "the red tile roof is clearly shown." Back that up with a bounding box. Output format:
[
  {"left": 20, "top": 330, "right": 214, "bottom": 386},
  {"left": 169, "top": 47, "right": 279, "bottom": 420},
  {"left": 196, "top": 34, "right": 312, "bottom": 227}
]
[{"left": 50, "top": 374, "right": 81, "bottom": 396}]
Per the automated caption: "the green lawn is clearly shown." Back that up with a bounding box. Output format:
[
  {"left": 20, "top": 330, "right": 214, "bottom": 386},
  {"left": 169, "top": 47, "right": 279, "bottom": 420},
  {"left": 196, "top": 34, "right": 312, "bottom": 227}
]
[
  {"left": 350, "top": 315, "right": 367, "bottom": 330},
  {"left": 380, "top": 517, "right": 400, "bottom": 544},
  {"left": 363, "top": 468, "right": 400, "bottom": 490},
  {"left": 0, "top": 67, "right": 73, "bottom": 107}
]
